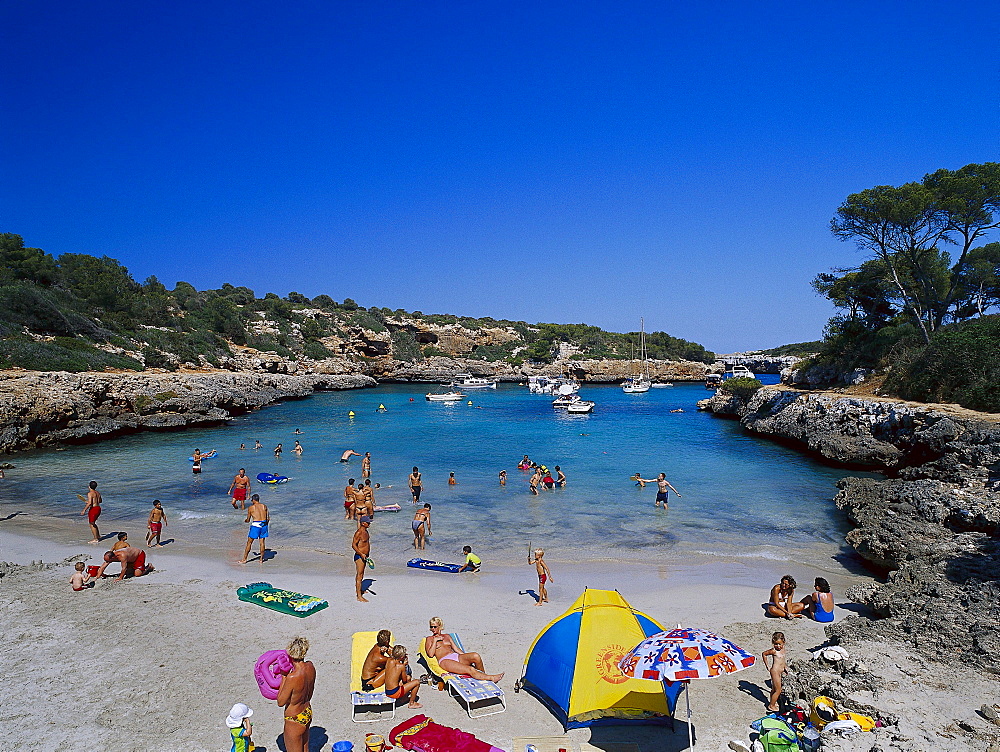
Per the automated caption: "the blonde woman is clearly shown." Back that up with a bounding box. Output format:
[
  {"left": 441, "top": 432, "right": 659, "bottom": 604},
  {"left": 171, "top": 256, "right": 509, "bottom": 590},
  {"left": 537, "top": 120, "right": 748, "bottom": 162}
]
[
  {"left": 277, "top": 637, "right": 315, "bottom": 752},
  {"left": 424, "top": 617, "right": 503, "bottom": 682}
]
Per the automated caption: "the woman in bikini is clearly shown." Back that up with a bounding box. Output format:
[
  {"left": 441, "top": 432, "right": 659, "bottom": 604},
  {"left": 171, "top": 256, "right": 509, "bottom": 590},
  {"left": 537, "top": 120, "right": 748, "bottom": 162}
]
[
  {"left": 424, "top": 617, "right": 503, "bottom": 682},
  {"left": 277, "top": 637, "right": 315, "bottom": 752}
]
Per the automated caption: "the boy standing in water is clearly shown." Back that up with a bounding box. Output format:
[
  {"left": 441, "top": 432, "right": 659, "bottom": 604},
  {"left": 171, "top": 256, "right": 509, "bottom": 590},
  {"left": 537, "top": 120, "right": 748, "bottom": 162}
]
[
  {"left": 635, "top": 472, "right": 682, "bottom": 508},
  {"left": 529, "top": 549, "right": 552, "bottom": 605},
  {"left": 761, "top": 631, "right": 787, "bottom": 712},
  {"left": 146, "top": 499, "right": 168, "bottom": 547}
]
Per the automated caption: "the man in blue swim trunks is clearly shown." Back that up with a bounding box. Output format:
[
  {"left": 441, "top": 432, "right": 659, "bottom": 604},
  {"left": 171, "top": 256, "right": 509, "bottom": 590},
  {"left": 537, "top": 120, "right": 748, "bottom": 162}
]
[
  {"left": 239, "top": 494, "right": 270, "bottom": 564},
  {"left": 635, "top": 473, "right": 682, "bottom": 508},
  {"left": 352, "top": 516, "right": 372, "bottom": 602}
]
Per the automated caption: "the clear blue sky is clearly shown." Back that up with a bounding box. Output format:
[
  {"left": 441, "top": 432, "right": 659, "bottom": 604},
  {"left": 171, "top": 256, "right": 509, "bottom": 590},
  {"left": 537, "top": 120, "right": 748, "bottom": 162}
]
[{"left": 2, "top": 1, "right": 996, "bottom": 353}]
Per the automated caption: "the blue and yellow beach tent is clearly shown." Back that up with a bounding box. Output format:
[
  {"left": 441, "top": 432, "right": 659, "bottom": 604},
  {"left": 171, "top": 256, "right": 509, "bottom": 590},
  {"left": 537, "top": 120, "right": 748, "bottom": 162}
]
[{"left": 519, "top": 588, "right": 682, "bottom": 729}]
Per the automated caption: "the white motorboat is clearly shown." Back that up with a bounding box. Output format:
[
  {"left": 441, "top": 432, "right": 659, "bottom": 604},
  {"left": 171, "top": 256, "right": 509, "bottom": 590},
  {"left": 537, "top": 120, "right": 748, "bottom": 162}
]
[
  {"left": 445, "top": 373, "right": 497, "bottom": 389},
  {"left": 552, "top": 394, "right": 582, "bottom": 408},
  {"left": 528, "top": 376, "right": 579, "bottom": 395},
  {"left": 651, "top": 382, "right": 674, "bottom": 388},
  {"left": 724, "top": 365, "right": 756, "bottom": 380},
  {"left": 566, "top": 400, "right": 595, "bottom": 414},
  {"left": 425, "top": 391, "right": 465, "bottom": 402},
  {"left": 622, "top": 318, "right": 652, "bottom": 393}
]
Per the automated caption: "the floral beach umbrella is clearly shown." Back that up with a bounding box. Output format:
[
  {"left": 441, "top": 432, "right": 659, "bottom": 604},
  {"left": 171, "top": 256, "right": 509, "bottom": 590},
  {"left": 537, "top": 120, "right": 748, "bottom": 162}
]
[{"left": 618, "top": 627, "right": 757, "bottom": 748}]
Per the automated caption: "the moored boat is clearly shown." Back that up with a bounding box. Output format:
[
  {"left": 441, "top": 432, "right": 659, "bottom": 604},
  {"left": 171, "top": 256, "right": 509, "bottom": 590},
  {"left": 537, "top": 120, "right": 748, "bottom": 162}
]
[
  {"left": 445, "top": 373, "right": 497, "bottom": 389},
  {"left": 566, "top": 400, "right": 595, "bottom": 414},
  {"left": 425, "top": 391, "right": 465, "bottom": 402}
]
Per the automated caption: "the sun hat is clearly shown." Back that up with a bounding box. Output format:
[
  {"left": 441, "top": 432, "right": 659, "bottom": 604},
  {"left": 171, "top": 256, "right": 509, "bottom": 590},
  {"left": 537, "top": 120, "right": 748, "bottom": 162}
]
[{"left": 226, "top": 703, "right": 253, "bottom": 728}]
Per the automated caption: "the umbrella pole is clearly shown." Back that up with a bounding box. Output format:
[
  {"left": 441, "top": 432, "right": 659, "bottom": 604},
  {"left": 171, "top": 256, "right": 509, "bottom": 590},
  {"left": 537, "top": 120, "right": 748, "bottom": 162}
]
[{"left": 686, "top": 681, "right": 694, "bottom": 748}]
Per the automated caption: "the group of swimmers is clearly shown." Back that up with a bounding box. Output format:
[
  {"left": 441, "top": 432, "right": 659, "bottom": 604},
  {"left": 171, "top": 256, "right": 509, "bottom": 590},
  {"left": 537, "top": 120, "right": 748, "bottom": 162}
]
[{"left": 514, "top": 455, "right": 567, "bottom": 495}]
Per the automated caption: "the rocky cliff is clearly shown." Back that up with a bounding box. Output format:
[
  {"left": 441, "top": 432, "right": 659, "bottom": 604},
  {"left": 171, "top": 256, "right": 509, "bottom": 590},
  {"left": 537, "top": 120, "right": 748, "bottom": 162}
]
[
  {"left": 0, "top": 371, "right": 375, "bottom": 453},
  {"left": 699, "top": 386, "right": 1000, "bottom": 674}
]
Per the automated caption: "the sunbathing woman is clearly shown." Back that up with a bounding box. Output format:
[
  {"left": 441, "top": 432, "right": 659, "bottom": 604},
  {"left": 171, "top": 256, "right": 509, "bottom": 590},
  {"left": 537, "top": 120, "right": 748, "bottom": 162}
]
[
  {"left": 766, "top": 575, "right": 806, "bottom": 619},
  {"left": 425, "top": 616, "right": 503, "bottom": 682}
]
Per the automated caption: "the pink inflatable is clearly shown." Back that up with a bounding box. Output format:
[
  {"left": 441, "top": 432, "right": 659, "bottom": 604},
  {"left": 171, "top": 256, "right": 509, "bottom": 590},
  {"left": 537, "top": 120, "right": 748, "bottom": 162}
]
[{"left": 254, "top": 650, "right": 293, "bottom": 700}]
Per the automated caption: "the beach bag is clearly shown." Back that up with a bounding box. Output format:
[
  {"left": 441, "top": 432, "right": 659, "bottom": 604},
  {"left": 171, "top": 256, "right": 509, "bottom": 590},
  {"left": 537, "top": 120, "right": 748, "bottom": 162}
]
[
  {"left": 837, "top": 711, "right": 875, "bottom": 731},
  {"left": 810, "top": 696, "right": 838, "bottom": 729},
  {"left": 751, "top": 716, "right": 801, "bottom": 752}
]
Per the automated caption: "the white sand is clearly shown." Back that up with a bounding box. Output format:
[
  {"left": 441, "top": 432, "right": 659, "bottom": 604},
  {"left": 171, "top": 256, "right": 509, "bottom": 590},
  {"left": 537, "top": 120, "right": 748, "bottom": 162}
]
[{"left": 0, "top": 511, "right": 995, "bottom": 752}]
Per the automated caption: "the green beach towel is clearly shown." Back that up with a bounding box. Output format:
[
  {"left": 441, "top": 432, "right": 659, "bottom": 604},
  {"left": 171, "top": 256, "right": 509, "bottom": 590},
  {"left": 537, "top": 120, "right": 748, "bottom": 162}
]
[{"left": 237, "top": 582, "right": 329, "bottom": 618}]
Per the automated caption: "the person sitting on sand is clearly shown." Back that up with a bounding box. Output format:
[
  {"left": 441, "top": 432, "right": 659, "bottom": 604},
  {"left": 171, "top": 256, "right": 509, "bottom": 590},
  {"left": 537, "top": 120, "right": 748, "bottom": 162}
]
[
  {"left": 761, "top": 631, "right": 787, "bottom": 712},
  {"left": 425, "top": 616, "right": 503, "bottom": 682},
  {"left": 384, "top": 645, "right": 423, "bottom": 708},
  {"left": 766, "top": 575, "right": 805, "bottom": 619},
  {"left": 70, "top": 561, "right": 94, "bottom": 591},
  {"left": 361, "top": 629, "right": 392, "bottom": 691},
  {"left": 800, "top": 577, "right": 835, "bottom": 622},
  {"left": 96, "top": 546, "right": 153, "bottom": 581}
]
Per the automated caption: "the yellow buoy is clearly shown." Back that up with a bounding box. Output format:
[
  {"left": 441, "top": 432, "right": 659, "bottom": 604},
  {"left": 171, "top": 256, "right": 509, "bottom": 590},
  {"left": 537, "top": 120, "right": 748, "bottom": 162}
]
[
  {"left": 348, "top": 411, "right": 355, "bottom": 417},
  {"left": 378, "top": 404, "right": 386, "bottom": 410},
  {"left": 467, "top": 401, "right": 473, "bottom": 405}
]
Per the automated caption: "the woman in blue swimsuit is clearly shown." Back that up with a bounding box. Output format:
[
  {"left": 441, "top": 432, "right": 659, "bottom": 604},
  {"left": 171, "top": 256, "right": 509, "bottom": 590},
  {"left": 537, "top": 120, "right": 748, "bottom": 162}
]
[{"left": 801, "top": 577, "right": 835, "bottom": 622}]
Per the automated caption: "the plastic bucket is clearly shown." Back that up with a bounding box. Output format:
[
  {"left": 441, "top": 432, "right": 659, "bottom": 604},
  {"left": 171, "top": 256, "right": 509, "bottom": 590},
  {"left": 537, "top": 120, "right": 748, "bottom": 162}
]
[
  {"left": 332, "top": 743, "right": 354, "bottom": 752},
  {"left": 86, "top": 565, "right": 101, "bottom": 577}
]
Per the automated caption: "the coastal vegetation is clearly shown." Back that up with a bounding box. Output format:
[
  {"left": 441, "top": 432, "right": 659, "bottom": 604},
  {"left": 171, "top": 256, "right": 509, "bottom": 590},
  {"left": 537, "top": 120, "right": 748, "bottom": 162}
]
[
  {"left": 0, "top": 233, "right": 714, "bottom": 372},
  {"left": 808, "top": 162, "right": 1000, "bottom": 411}
]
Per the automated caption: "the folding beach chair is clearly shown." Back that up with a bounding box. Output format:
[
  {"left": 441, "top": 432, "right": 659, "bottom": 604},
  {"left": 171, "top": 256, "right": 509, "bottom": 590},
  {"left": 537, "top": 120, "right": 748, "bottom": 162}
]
[
  {"left": 416, "top": 632, "right": 506, "bottom": 718},
  {"left": 351, "top": 631, "right": 396, "bottom": 723}
]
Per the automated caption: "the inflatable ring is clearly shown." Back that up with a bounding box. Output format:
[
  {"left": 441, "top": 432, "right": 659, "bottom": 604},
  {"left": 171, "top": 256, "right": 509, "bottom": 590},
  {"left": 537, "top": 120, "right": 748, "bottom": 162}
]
[{"left": 254, "top": 649, "right": 293, "bottom": 700}]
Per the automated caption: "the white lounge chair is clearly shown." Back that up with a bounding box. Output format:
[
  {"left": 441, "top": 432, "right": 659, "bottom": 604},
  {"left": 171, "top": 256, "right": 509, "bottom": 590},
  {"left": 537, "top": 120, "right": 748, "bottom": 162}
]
[{"left": 417, "top": 632, "right": 506, "bottom": 718}]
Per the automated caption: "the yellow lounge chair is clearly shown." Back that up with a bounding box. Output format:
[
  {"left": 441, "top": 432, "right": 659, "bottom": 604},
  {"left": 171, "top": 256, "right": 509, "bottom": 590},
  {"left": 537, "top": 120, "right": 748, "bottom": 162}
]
[
  {"left": 417, "top": 632, "right": 506, "bottom": 718},
  {"left": 351, "top": 631, "right": 395, "bottom": 723}
]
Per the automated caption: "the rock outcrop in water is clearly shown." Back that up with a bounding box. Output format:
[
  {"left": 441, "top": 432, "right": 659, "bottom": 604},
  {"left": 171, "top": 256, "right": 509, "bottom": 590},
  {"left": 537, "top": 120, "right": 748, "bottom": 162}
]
[
  {"left": 0, "top": 371, "right": 375, "bottom": 453},
  {"left": 700, "top": 386, "right": 1000, "bottom": 674}
]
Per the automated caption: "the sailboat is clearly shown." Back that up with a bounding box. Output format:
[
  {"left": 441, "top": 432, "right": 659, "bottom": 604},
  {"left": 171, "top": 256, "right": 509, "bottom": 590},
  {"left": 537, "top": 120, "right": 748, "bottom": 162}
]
[{"left": 622, "top": 318, "right": 652, "bottom": 393}]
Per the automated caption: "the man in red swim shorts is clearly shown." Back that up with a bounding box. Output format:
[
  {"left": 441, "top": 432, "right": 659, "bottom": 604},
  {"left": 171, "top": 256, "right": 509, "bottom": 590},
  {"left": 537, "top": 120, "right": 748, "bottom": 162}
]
[
  {"left": 96, "top": 546, "right": 152, "bottom": 581},
  {"left": 229, "top": 468, "right": 252, "bottom": 509},
  {"left": 80, "top": 481, "right": 102, "bottom": 544}
]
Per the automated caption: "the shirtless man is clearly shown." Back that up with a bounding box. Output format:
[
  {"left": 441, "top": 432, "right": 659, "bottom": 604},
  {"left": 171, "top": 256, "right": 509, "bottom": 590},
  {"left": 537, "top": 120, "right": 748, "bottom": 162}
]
[
  {"left": 344, "top": 479, "right": 357, "bottom": 520},
  {"left": 425, "top": 616, "right": 502, "bottom": 682},
  {"left": 766, "top": 575, "right": 805, "bottom": 620},
  {"left": 340, "top": 449, "right": 361, "bottom": 463},
  {"left": 277, "top": 636, "right": 315, "bottom": 752},
  {"left": 408, "top": 467, "right": 422, "bottom": 503},
  {"left": 360, "top": 629, "right": 392, "bottom": 691},
  {"left": 229, "top": 468, "right": 251, "bottom": 509},
  {"left": 555, "top": 466, "right": 567, "bottom": 487},
  {"left": 80, "top": 481, "right": 102, "bottom": 544},
  {"left": 96, "top": 545, "right": 152, "bottom": 581},
  {"left": 146, "top": 500, "right": 167, "bottom": 547},
  {"left": 383, "top": 645, "right": 422, "bottom": 708},
  {"left": 353, "top": 516, "right": 372, "bottom": 602},
  {"left": 636, "top": 472, "right": 682, "bottom": 508},
  {"left": 239, "top": 494, "right": 270, "bottom": 564},
  {"left": 412, "top": 504, "right": 431, "bottom": 550},
  {"left": 529, "top": 468, "right": 541, "bottom": 496},
  {"left": 361, "top": 452, "right": 371, "bottom": 478}
]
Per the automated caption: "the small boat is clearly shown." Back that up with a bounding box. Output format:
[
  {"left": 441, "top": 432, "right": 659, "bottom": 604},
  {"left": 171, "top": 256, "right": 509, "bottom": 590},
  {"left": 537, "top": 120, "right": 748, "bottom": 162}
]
[
  {"left": 566, "top": 400, "right": 595, "bottom": 414},
  {"left": 425, "top": 391, "right": 465, "bottom": 402},
  {"left": 445, "top": 373, "right": 497, "bottom": 389},
  {"left": 552, "top": 394, "right": 581, "bottom": 408},
  {"left": 622, "top": 318, "right": 652, "bottom": 393},
  {"left": 724, "top": 365, "right": 756, "bottom": 380},
  {"left": 651, "top": 382, "right": 674, "bottom": 388},
  {"left": 705, "top": 373, "right": 723, "bottom": 389}
]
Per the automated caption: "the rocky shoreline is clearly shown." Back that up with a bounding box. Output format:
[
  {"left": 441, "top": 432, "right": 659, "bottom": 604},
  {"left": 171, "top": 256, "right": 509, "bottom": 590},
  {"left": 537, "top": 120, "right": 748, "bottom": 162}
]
[
  {"left": 0, "top": 370, "right": 376, "bottom": 453},
  {"left": 699, "top": 387, "right": 1000, "bottom": 679}
]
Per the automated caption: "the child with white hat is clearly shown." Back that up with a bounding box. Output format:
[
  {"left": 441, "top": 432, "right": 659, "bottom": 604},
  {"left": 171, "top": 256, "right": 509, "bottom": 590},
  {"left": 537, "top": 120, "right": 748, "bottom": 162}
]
[{"left": 225, "top": 703, "right": 254, "bottom": 752}]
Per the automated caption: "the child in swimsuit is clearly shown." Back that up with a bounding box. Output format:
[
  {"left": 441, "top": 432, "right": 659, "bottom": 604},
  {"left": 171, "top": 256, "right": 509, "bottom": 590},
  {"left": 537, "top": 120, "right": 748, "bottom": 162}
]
[
  {"left": 529, "top": 548, "right": 552, "bottom": 606},
  {"left": 70, "top": 561, "right": 93, "bottom": 591},
  {"left": 225, "top": 702, "right": 254, "bottom": 752},
  {"left": 761, "top": 632, "right": 787, "bottom": 712}
]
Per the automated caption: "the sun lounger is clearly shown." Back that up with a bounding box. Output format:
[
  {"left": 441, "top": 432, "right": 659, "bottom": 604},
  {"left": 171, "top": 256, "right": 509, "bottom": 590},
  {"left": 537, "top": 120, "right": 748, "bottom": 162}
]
[
  {"left": 351, "top": 631, "right": 395, "bottom": 723},
  {"left": 417, "top": 632, "right": 506, "bottom": 718}
]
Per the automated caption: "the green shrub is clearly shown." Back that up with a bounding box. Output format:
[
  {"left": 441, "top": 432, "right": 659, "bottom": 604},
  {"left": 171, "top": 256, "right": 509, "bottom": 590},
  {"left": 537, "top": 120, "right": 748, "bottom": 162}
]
[
  {"left": 0, "top": 337, "right": 142, "bottom": 372},
  {"left": 303, "top": 340, "right": 331, "bottom": 359},
  {"left": 719, "top": 377, "right": 764, "bottom": 403},
  {"left": 391, "top": 330, "right": 422, "bottom": 362},
  {"left": 422, "top": 345, "right": 444, "bottom": 357},
  {"left": 882, "top": 315, "right": 1000, "bottom": 413}
]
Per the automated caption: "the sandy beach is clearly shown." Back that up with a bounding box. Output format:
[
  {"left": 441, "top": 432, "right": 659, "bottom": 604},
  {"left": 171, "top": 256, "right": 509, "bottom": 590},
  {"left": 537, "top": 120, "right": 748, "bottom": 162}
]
[{"left": 2, "top": 506, "right": 996, "bottom": 752}]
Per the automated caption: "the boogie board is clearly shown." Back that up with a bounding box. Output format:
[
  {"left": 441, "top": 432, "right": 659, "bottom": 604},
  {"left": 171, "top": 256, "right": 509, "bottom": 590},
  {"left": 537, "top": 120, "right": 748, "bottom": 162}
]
[
  {"left": 237, "top": 582, "right": 328, "bottom": 617},
  {"left": 257, "top": 472, "right": 289, "bottom": 484},
  {"left": 374, "top": 504, "right": 401, "bottom": 513},
  {"left": 188, "top": 451, "right": 218, "bottom": 462},
  {"left": 407, "top": 557, "right": 463, "bottom": 573}
]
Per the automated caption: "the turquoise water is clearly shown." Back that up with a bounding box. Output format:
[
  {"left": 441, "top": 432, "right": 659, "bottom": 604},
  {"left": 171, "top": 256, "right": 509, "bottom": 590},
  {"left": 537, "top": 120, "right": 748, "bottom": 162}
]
[{"left": 2, "top": 378, "right": 869, "bottom": 566}]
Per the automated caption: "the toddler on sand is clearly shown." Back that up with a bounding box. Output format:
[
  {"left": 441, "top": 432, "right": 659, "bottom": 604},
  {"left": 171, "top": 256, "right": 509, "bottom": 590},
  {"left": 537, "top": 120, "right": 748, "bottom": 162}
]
[
  {"left": 529, "top": 549, "right": 553, "bottom": 605},
  {"left": 69, "top": 561, "right": 93, "bottom": 591},
  {"left": 761, "top": 631, "right": 787, "bottom": 712},
  {"left": 225, "top": 703, "right": 254, "bottom": 752}
]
